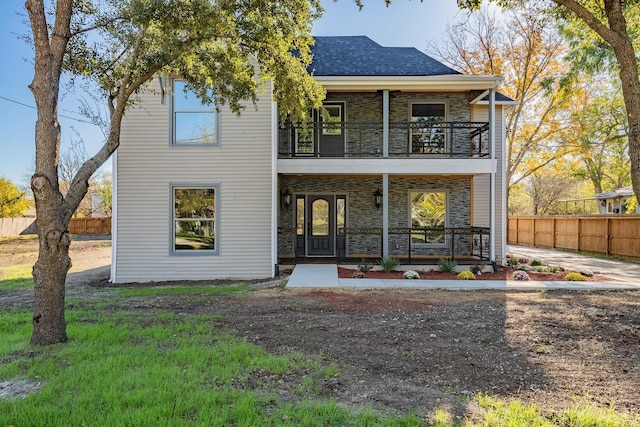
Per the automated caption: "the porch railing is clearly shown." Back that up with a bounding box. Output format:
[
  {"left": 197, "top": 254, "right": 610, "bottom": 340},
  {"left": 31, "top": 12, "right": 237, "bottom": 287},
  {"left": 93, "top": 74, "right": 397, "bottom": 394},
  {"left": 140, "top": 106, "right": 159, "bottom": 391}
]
[
  {"left": 278, "top": 226, "right": 491, "bottom": 262},
  {"left": 278, "top": 121, "right": 490, "bottom": 158}
]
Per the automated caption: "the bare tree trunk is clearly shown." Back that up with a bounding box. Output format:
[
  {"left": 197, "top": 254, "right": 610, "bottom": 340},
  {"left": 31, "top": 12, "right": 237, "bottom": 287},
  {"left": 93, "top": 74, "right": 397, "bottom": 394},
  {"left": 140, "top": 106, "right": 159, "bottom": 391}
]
[
  {"left": 612, "top": 39, "right": 640, "bottom": 205},
  {"left": 27, "top": 0, "right": 74, "bottom": 345}
]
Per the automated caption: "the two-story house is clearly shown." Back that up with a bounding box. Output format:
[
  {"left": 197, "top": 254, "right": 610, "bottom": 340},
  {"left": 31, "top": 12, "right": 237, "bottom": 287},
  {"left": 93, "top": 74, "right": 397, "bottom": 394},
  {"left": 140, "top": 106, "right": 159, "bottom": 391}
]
[{"left": 110, "top": 36, "right": 512, "bottom": 282}]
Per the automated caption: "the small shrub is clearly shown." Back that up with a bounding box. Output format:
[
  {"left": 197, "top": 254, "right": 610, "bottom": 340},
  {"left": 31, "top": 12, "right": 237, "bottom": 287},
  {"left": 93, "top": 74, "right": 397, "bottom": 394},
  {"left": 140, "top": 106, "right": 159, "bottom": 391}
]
[
  {"left": 579, "top": 269, "right": 594, "bottom": 277},
  {"left": 512, "top": 270, "right": 530, "bottom": 281},
  {"left": 506, "top": 256, "right": 518, "bottom": 266},
  {"left": 378, "top": 256, "right": 400, "bottom": 272},
  {"left": 403, "top": 270, "right": 420, "bottom": 280},
  {"left": 437, "top": 258, "right": 457, "bottom": 273},
  {"left": 278, "top": 277, "right": 289, "bottom": 289},
  {"left": 457, "top": 271, "right": 476, "bottom": 280},
  {"left": 470, "top": 264, "right": 485, "bottom": 275},
  {"left": 530, "top": 258, "right": 543, "bottom": 266},
  {"left": 547, "top": 265, "right": 560, "bottom": 273},
  {"left": 565, "top": 272, "right": 586, "bottom": 281},
  {"left": 357, "top": 258, "right": 372, "bottom": 273},
  {"left": 517, "top": 256, "right": 530, "bottom": 264},
  {"left": 534, "top": 266, "right": 549, "bottom": 273}
]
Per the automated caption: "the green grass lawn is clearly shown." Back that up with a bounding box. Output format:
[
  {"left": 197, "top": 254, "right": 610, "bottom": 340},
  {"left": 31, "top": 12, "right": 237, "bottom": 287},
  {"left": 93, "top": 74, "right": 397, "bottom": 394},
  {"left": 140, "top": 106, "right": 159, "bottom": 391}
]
[
  {"left": 1, "top": 286, "right": 638, "bottom": 426},
  {"left": 0, "top": 264, "right": 34, "bottom": 290}
]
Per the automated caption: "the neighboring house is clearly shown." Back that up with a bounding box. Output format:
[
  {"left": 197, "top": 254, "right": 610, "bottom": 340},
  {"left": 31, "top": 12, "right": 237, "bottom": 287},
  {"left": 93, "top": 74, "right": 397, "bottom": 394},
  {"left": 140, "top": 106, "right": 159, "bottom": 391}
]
[
  {"left": 111, "top": 36, "right": 513, "bottom": 282},
  {"left": 595, "top": 186, "right": 638, "bottom": 214},
  {"left": 90, "top": 192, "right": 105, "bottom": 217}
]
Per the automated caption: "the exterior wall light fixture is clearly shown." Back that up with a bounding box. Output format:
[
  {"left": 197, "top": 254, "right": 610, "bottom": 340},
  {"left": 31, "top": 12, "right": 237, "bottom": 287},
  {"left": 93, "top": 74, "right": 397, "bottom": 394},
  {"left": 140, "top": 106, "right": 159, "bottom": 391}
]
[{"left": 374, "top": 188, "right": 382, "bottom": 210}]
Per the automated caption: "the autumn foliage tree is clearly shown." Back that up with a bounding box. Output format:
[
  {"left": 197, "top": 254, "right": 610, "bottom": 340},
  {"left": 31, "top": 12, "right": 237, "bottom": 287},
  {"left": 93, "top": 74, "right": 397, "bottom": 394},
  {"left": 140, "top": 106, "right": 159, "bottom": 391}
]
[
  {"left": 430, "top": 2, "right": 576, "bottom": 198},
  {"left": 0, "top": 178, "right": 30, "bottom": 217},
  {"left": 25, "top": 0, "right": 324, "bottom": 345},
  {"left": 460, "top": 0, "right": 640, "bottom": 205},
  {"left": 564, "top": 81, "right": 630, "bottom": 194}
]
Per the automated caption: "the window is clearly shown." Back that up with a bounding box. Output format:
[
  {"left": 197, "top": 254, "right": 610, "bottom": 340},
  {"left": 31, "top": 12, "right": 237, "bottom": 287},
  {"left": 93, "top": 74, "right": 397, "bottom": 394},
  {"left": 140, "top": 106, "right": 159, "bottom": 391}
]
[
  {"left": 321, "top": 104, "right": 342, "bottom": 135},
  {"left": 337, "top": 197, "right": 346, "bottom": 232},
  {"left": 172, "top": 80, "right": 218, "bottom": 145},
  {"left": 296, "top": 197, "right": 305, "bottom": 235},
  {"left": 172, "top": 185, "right": 218, "bottom": 253},
  {"left": 410, "top": 191, "right": 446, "bottom": 245},
  {"left": 410, "top": 103, "right": 446, "bottom": 154}
]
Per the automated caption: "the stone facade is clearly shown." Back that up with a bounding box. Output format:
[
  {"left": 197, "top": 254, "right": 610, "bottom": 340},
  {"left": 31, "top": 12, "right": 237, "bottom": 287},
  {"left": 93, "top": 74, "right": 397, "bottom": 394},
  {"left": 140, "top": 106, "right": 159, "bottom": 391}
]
[{"left": 278, "top": 175, "right": 473, "bottom": 258}]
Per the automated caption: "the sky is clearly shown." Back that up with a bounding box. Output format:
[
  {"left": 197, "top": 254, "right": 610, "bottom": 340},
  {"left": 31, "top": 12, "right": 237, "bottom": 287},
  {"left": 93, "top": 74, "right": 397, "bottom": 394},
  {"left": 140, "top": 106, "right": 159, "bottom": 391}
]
[{"left": 0, "top": 0, "right": 467, "bottom": 186}]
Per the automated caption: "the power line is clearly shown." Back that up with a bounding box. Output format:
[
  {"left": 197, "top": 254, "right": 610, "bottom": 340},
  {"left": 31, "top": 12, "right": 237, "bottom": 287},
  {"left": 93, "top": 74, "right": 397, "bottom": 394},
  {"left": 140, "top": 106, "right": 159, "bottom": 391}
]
[{"left": 0, "top": 94, "right": 97, "bottom": 125}]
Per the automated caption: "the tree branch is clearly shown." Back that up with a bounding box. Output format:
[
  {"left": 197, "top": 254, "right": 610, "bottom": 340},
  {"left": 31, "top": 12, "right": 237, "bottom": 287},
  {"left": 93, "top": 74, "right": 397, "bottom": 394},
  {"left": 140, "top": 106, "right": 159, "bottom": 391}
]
[
  {"left": 552, "top": 0, "right": 621, "bottom": 45},
  {"left": 70, "top": 16, "right": 122, "bottom": 37}
]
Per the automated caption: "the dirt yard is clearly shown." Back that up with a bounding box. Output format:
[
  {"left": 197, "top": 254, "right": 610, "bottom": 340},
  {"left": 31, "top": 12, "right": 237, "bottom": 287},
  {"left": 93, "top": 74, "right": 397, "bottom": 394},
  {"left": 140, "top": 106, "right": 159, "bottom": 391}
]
[{"left": 1, "top": 236, "right": 639, "bottom": 420}]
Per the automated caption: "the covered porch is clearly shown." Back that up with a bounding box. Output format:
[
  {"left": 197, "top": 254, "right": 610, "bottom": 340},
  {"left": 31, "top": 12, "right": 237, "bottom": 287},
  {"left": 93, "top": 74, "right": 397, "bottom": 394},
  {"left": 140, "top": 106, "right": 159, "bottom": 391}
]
[{"left": 277, "top": 175, "right": 493, "bottom": 265}]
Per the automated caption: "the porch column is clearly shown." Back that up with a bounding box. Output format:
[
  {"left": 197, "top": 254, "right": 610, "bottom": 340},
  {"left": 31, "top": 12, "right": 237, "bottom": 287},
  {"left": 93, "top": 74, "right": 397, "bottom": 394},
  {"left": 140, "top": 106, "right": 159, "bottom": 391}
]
[
  {"left": 489, "top": 88, "right": 496, "bottom": 261},
  {"left": 383, "top": 90, "right": 389, "bottom": 158},
  {"left": 383, "top": 173, "right": 389, "bottom": 257}
]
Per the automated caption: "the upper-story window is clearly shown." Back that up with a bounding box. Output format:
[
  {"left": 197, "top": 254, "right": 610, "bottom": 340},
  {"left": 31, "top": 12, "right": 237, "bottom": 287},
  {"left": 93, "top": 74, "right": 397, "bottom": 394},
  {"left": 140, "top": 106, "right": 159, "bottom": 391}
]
[
  {"left": 410, "top": 103, "right": 446, "bottom": 154},
  {"left": 171, "top": 79, "right": 219, "bottom": 146}
]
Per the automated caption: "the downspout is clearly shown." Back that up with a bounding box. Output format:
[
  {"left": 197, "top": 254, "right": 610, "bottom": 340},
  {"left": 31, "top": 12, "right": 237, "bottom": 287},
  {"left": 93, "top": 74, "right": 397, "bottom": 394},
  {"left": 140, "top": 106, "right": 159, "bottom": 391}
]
[
  {"left": 110, "top": 150, "right": 118, "bottom": 283},
  {"left": 382, "top": 90, "right": 389, "bottom": 257},
  {"left": 489, "top": 88, "right": 496, "bottom": 262},
  {"left": 271, "top": 88, "right": 279, "bottom": 277}
]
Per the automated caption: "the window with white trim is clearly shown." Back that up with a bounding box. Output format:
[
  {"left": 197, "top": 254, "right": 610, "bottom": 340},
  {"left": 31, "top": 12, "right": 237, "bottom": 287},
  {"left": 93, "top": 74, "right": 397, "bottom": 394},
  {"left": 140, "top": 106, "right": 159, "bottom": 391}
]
[
  {"left": 410, "top": 191, "right": 447, "bottom": 245},
  {"left": 410, "top": 103, "right": 446, "bottom": 154},
  {"left": 172, "top": 186, "right": 218, "bottom": 253},
  {"left": 172, "top": 80, "right": 218, "bottom": 145}
]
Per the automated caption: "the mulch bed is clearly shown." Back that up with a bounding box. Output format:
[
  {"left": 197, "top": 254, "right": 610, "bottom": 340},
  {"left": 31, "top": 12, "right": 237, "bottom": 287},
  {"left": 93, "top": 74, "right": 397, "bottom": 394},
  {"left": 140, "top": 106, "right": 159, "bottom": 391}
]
[{"left": 337, "top": 266, "right": 616, "bottom": 281}]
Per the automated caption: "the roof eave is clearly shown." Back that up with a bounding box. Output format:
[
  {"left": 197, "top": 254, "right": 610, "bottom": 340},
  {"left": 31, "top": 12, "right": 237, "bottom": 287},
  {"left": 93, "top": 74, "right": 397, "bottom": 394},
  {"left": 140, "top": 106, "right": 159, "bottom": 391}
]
[{"left": 314, "top": 74, "right": 504, "bottom": 91}]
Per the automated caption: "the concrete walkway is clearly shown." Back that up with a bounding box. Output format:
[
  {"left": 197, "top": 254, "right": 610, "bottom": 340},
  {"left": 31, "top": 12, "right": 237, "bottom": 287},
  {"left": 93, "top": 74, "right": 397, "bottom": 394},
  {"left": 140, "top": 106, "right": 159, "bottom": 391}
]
[{"left": 286, "top": 248, "right": 640, "bottom": 290}]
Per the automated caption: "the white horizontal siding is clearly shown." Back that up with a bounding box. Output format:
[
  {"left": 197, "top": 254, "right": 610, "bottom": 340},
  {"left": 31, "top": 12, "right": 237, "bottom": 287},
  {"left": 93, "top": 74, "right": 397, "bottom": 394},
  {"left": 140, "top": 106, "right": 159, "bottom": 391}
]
[
  {"left": 472, "top": 104, "right": 505, "bottom": 260},
  {"left": 114, "top": 79, "right": 274, "bottom": 282}
]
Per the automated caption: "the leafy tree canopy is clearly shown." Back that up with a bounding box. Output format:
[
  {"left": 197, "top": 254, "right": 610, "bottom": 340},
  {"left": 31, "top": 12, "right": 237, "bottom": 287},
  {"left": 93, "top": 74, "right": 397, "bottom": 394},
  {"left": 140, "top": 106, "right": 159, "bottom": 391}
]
[
  {"left": 63, "top": 0, "right": 325, "bottom": 119},
  {"left": 0, "top": 178, "right": 30, "bottom": 217}
]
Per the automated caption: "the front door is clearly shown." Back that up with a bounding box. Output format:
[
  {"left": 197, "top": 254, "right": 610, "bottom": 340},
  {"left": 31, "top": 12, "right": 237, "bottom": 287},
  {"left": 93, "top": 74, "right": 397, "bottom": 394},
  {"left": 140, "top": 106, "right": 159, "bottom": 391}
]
[
  {"left": 318, "top": 102, "right": 345, "bottom": 157},
  {"left": 307, "top": 195, "right": 334, "bottom": 256}
]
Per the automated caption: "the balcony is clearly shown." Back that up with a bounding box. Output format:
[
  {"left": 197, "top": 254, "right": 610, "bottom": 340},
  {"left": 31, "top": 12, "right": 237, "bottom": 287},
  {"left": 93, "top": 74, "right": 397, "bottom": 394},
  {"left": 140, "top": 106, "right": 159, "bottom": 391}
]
[{"left": 278, "top": 121, "right": 490, "bottom": 159}]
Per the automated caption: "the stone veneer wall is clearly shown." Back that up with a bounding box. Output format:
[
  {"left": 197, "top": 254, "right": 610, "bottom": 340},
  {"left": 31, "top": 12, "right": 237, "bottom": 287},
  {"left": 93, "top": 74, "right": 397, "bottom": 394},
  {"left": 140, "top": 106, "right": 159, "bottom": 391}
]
[
  {"left": 278, "top": 92, "right": 474, "bottom": 157},
  {"left": 278, "top": 175, "right": 472, "bottom": 258}
]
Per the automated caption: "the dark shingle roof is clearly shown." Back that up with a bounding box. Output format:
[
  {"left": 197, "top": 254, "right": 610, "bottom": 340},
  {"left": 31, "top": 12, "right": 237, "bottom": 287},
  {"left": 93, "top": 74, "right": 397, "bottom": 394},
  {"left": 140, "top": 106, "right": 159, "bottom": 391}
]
[
  {"left": 482, "top": 92, "right": 515, "bottom": 102},
  {"left": 469, "top": 90, "right": 516, "bottom": 103},
  {"left": 309, "top": 36, "right": 461, "bottom": 77}
]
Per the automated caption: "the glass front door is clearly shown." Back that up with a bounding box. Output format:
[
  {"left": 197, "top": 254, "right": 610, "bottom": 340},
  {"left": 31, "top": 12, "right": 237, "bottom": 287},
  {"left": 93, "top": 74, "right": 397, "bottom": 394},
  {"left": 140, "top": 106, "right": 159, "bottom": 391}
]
[{"left": 307, "top": 195, "right": 334, "bottom": 256}]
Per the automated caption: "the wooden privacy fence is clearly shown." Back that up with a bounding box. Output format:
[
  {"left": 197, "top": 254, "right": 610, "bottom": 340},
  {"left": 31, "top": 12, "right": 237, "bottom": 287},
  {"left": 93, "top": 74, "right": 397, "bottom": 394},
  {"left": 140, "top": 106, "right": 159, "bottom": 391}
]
[
  {"left": 0, "top": 217, "right": 111, "bottom": 237},
  {"left": 67, "top": 217, "right": 112, "bottom": 234},
  {"left": 508, "top": 216, "right": 640, "bottom": 260}
]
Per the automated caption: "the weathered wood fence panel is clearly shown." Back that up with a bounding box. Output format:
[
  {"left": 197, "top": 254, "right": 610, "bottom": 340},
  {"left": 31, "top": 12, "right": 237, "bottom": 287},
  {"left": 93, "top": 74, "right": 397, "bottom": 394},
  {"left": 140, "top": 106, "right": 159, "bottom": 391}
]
[
  {"left": 0, "top": 217, "right": 111, "bottom": 237},
  {"left": 508, "top": 216, "right": 640, "bottom": 260},
  {"left": 0, "top": 218, "right": 36, "bottom": 238}
]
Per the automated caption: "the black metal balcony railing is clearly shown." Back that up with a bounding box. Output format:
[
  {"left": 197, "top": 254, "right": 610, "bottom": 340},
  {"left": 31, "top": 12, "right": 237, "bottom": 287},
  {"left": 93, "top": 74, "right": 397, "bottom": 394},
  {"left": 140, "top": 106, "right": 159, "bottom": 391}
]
[
  {"left": 277, "top": 226, "right": 491, "bottom": 262},
  {"left": 278, "top": 121, "right": 490, "bottom": 158}
]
